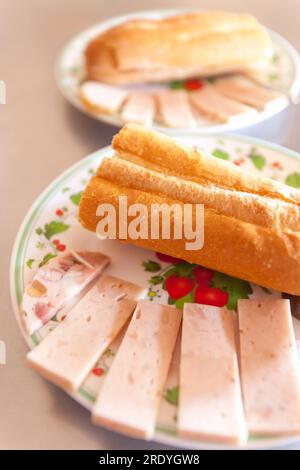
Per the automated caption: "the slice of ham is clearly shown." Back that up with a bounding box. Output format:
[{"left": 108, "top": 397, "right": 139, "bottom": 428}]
[
  {"left": 27, "top": 275, "right": 146, "bottom": 392},
  {"left": 21, "top": 251, "right": 110, "bottom": 335},
  {"left": 189, "top": 84, "right": 257, "bottom": 123},
  {"left": 92, "top": 300, "right": 182, "bottom": 439},
  {"left": 214, "top": 75, "right": 287, "bottom": 111},
  {"left": 80, "top": 81, "right": 128, "bottom": 114},
  {"left": 238, "top": 298, "right": 300, "bottom": 436},
  {"left": 156, "top": 90, "right": 197, "bottom": 128},
  {"left": 178, "top": 304, "right": 247, "bottom": 444},
  {"left": 121, "top": 92, "right": 155, "bottom": 126}
]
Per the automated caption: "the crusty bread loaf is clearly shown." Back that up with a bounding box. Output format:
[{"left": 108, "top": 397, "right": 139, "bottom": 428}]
[
  {"left": 78, "top": 123, "right": 300, "bottom": 295},
  {"left": 85, "top": 11, "right": 273, "bottom": 84}
]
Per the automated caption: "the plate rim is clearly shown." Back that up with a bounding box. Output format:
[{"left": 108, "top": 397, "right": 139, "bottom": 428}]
[
  {"left": 54, "top": 8, "right": 300, "bottom": 135},
  {"left": 9, "top": 133, "right": 300, "bottom": 450}
]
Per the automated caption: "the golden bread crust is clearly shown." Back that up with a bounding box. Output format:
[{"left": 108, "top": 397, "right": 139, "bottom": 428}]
[
  {"left": 79, "top": 123, "right": 300, "bottom": 295},
  {"left": 85, "top": 12, "right": 273, "bottom": 84}
]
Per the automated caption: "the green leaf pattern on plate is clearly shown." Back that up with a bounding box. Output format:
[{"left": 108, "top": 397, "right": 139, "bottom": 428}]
[
  {"left": 44, "top": 221, "right": 70, "bottom": 240},
  {"left": 248, "top": 152, "right": 266, "bottom": 170},
  {"left": 212, "top": 272, "right": 253, "bottom": 311},
  {"left": 164, "top": 386, "right": 179, "bottom": 406},
  {"left": 286, "top": 172, "right": 300, "bottom": 188},
  {"left": 70, "top": 191, "right": 82, "bottom": 206},
  {"left": 212, "top": 148, "right": 230, "bottom": 160}
]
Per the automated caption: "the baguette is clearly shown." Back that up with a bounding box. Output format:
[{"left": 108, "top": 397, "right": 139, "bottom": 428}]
[
  {"left": 85, "top": 11, "right": 273, "bottom": 85},
  {"left": 78, "top": 123, "right": 300, "bottom": 295}
]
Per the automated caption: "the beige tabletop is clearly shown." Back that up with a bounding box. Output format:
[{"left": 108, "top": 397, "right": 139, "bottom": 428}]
[{"left": 1, "top": 0, "right": 300, "bottom": 450}]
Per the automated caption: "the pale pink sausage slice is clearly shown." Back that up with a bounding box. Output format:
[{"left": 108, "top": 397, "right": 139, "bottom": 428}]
[
  {"left": 189, "top": 84, "right": 257, "bottom": 123},
  {"left": 92, "top": 300, "right": 182, "bottom": 440},
  {"left": 238, "top": 298, "right": 300, "bottom": 436},
  {"left": 178, "top": 304, "right": 247, "bottom": 444},
  {"left": 215, "top": 75, "right": 287, "bottom": 111},
  {"left": 121, "top": 92, "right": 155, "bottom": 126},
  {"left": 27, "top": 275, "right": 146, "bottom": 392},
  {"left": 21, "top": 251, "right": 110, "bottom": 335},
  {"left": 80, "top": 81, "right": 128, "bottom": 114},
  {"left": 156, "top": 90, "right": 197, "bottom": 128}
]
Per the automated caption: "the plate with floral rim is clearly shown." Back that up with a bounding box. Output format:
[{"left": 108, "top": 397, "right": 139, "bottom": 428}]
[
  {"left": 55, "top": 9, "right": 300, "bottom": 136},
  {"left": 10, "top": 133, "right": 300, "bottom": 449}
]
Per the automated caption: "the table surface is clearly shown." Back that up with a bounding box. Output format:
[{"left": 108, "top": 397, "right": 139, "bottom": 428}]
[{"left": 1, "top": 0, "right": 300, "bottom": 450}]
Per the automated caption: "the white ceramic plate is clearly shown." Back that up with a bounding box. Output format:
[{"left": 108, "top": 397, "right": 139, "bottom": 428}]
[
  {"left": 55, "top": 9, "right": 300, "bottom": 136},
  {"left": 10, "top": 134, "right": 300, "bottom": 449}
]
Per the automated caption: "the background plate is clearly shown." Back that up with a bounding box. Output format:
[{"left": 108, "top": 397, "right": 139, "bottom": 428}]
[
  {"left": 55, "top": 9, "right": 300, "bottom": 135},
  {"left": 10, "top": 134, "right": 300, "bottom": 449}
]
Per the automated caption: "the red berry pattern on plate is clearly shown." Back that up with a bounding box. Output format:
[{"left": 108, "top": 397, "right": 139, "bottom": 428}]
[
  {"left": 194, "top": 286, "right": 229, "bottom": 307},
  {"left": 92, "top": 367, "right": 105, "bottom": 377},
  {"left": 193, "top": 267, "right": 214, "bottom": 287},
  {"left": 165, "top": 275, "right": 195, "bottom": 300},
  {"left": 143, "top": 252, "right": 253, "bottom": 310},
  {"left": 184, "top": 79, "right": 205, "bottom": 91},
  {"left": 155, "top": 252, "right": 183, "bottom": 264},
  {"left": 169, "top": 78, "right": 205, "bottom": 92},
  {"left": 57, "top": 244, "right": 66, "bottom": 252}
]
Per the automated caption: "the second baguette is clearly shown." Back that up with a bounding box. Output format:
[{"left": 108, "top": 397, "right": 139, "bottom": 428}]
[{"left": 85, "top": 11, "right": 273, "bottom": 84}]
